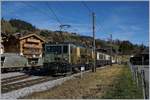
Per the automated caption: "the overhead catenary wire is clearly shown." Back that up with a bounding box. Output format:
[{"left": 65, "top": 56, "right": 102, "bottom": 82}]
[
  {"left": 21, "top": 2, "right": 103, "bottom": 35},
  {"left": 46, "top": 2, "right": 62, "bottom": 25},
  {"left": 96, "top": 23, "right": 105, "bottom": 33},
  {"left": 21, "top": 2, "right": 57, "bottom": 23},
  {"left": 22, "top": 2, "right": 65, "bottom": 31},
  {"left": 81, "top": 1, "right": 105, "bottom": 35},
  {"left": 81, "top": 1, "right": 92, "bottom": 13}
]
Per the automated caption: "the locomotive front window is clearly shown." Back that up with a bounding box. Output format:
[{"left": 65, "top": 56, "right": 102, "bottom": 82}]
[
  {"left": 46, "top": 46, "right": 62, "bottom": 54},
  {"left": 63, "top": 45, "right": 68, "bottom": 53}
]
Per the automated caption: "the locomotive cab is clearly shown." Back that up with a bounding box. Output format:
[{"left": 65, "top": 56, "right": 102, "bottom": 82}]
[{"left": 43, "top": 42, "right": 93, "bottom": 75}]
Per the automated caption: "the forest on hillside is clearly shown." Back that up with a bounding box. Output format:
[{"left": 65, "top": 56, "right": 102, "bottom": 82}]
[{"left": 1, "top": 18, "right": 148, "bottom": 55}]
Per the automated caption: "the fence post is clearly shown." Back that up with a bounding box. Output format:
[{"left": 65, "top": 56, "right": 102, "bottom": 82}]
[
  {"left": 133, "top": 66, "right": 136, "bottom": 81},
  {"left": 128, "top": 62, "right": 135, "bottom": 80},
  {"left": 141, "top": 70, "right": 147, "bottom": 99},
  {"left": 136, "top": 67, "right": 139, "bottom": 87}
]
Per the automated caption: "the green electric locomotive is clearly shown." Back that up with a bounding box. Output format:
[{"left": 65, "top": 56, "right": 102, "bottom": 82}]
[{"left": 43, "top": 42, "right": 93, "bottom": 75}]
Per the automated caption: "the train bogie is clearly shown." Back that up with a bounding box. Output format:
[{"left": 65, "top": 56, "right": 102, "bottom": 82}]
[{"left": 44, "top": 62, "right": 72, "bottom": 76}]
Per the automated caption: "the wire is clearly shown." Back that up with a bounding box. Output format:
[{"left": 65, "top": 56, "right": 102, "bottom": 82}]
[
  {"left": 96, "top": 23, "right": 104, "bottom": 33},
  {"left": 46, "top": 2, "right": 62, "bottom": 25},
  {"left": 81, "top": 1, "right": 92, "bottom": 13},
  {"left": 22, "top": 2, "right": 56, "bottom": 21},
  {"left": 81, "top": 2, "right": 103, "bottom": 33}
]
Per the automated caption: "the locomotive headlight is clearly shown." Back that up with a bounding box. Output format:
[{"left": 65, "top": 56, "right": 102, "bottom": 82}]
[
  {"left": 33, "top": 55, "right": 36, "bottom": 58},
  {"left": 39, "top": 53, "right": 42, "bottom": 57}
]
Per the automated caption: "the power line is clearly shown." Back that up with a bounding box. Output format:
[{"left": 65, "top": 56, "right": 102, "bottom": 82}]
[
  {"left": 81, "top": 1, "right": 92, "bottom": 13},
  {"left": 96, "top": 23, "right": 105, "bottom": 33},
  {"left": 22, "top": 2, "right": 56, "bottom": 22},
  {"left": 46, "top": 2, "right": 62, "bottom": 25},
  {"left": 81, "top": 1, "right": 105, "bottom": 35}
]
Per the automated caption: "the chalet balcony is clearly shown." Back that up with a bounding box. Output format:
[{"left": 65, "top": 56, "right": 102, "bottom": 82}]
[
  {"left": 27, "top": 38, "right": 41, "bottom": 43},
  {"left": 23, "top": 50, "right": 41, "bottom": 55},
  {"left": 24, "top": 55, "right": 40, "bottom": 58},
  {"left": 23, "top": 44, "right": 42, "bottom": 49}
]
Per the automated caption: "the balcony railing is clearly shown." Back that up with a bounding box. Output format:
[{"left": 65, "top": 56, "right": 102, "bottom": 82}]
[
  {"left": 23, "top": 44, "right": 42, "bottom": 49},
  {"left": 23, "top": 50, "right": 41, "bottom": 55},
  {"left": 27, "top": 38, "right": 41, "bottom": 43}
]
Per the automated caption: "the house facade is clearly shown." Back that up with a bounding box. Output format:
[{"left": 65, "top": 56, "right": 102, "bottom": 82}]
[
  {"left": 19, "top": 33, "right": 45, "bottom": 58},
  {"left": 2, "top": 33, "right": 45, "bottom": 58}
]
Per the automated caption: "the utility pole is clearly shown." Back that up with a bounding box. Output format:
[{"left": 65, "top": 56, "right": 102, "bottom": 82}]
[
  {"left": 110, "top": 34, "right": 112, "bottom": 66},
  {"left": 92, "top": 12, "right": 96, "bottom": 72}
]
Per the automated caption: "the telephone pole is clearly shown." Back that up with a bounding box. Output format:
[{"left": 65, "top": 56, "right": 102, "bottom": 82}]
[
  {"left": 110, "top": 34, "right": 112, "bottom": 66},
  {"left": 92, "top": 12, "right": 96, "bottom": 72}
]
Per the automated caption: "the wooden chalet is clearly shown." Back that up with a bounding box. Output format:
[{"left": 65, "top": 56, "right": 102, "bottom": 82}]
[
  {"left": 19, "top": 33, "right": 45, "bottom": 58},
  {"left": 2, "top": 33, "right": 45, "bottom": 58}
]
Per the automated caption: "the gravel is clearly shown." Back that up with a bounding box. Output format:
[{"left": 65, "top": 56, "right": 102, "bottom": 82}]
[
  {"left": 1, "top": 71, "right": 89, "bottom": 99},
  {"left": 1, "top": 72, "right": 25, "bottom": 79},
  {"left": 2, "top": 76, "right": 42, "bottom": 86},
  {"left": 1, "top": 67, "right": 106, "bottom": 99}
]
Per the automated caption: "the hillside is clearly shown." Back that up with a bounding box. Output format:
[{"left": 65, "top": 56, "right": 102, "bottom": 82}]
[{"left": 1, "top": 18, "right": 147, "bottom": 55}]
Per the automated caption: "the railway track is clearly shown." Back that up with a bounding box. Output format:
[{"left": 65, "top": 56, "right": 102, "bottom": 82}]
[
  {"left": 1, "top": 74, "right": 30, "bottom": 85},
  {"left": 1, "top": 76, "right": 61, "bottom": 93}
]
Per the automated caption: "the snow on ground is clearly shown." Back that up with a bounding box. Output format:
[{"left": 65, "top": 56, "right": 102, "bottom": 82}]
[{"left": 1, "top": 72, "right": 25, "bottom": 79}]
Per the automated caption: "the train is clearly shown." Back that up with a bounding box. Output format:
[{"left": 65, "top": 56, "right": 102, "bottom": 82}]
[
  {"left": 1, "top": 53, "right": 43, "bottom": 72},
  {"left": 130, "top": 50, "right": 149, "bottom": 65},
  {"left": 1, "top": 42, "right": 118, "bottom": 74}
]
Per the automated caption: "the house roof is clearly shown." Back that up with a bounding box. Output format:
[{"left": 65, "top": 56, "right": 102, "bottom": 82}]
[{"left": 19, "top": 33, "right": 45, "bottom": 42}]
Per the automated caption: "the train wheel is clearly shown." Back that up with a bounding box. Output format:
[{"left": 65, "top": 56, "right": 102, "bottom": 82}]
[{"left": 23, "top": 67, "right": 29, "bottom": 72}]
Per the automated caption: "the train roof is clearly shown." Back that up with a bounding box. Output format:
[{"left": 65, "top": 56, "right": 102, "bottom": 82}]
[
  {"left": 130, "top": 48, "right": 149, "bottom": 59},
  {"left": 1, "top": 53, "right": 21, "bottom": 57},
  {"left": 45, "top": 42, "right": 87, "bottom": 48},
  {"left": 140, "top": 48, "right": 149, "bottom": 55},
  {"left": 96, "top": 48, "right": 112, "bottom": 55}
]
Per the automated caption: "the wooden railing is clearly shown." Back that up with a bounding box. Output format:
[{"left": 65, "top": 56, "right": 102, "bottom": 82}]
[
  {"left": 23, "top": 50, "right": 41, "bottom": 55},
  {"left": 27, "top": 38, "right": 41, "bottom": 43},
  {"left": 23, "top": 44, "right": 42, "bottom": 49}
]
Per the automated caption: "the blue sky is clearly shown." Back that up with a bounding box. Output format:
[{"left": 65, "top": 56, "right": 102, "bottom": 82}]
[{"left": 1, "top": 1, "right": 149, "bottom": 46}]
